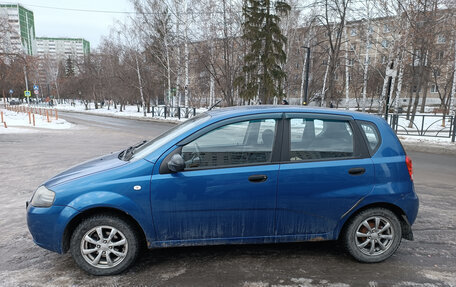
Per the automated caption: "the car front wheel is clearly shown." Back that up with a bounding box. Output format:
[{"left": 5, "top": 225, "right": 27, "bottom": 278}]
[
  {"left": 342, "top": 208, "right": 402, "bottom": 263},
  {"left": 70, "top": 215, "right": 140, "bottom": 275}
]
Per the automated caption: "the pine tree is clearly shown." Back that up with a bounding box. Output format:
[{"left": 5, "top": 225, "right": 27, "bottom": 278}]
[
  {"left": 65, "top": 57, "right": 75, "bottom": 78},
  {"left": 235, "top": 0, "right": 290, "bottom": 104}
]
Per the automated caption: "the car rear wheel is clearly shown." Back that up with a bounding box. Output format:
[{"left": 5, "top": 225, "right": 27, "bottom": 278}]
[
  {"left": 70, "top": 215, "right": 140, "bottom": 275},
  {"left": 342, "top": 208, "right": 402, "bottom": 263}
]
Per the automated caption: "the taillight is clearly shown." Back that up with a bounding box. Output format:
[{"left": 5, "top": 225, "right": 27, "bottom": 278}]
[{"left": 406, "top": 155, "right": 413, "bottom": 181}]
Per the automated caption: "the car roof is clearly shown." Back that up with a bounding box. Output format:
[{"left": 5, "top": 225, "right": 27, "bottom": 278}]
[{"left": 206, "top": 105, "right": 383, "bottom": 122}]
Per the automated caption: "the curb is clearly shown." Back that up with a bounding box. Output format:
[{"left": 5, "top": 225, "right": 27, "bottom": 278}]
[
  {"left": 402, "top": 142, "right": 456, "bottom": 155},
  {"left": 58, "top": 109, "right": 181, "bottom": 124}
]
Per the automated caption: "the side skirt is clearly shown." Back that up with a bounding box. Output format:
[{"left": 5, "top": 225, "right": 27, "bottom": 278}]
[{"left": 148, "top": 233, "right": 332, "bottom": 248}]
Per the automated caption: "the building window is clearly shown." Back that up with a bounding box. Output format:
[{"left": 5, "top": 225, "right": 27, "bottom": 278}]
[
  {"left": 334, "top": 73, "right": 339, "bottom": 81},
  {"left": 348, "top": 59, "right": 354, "bottom": 66},
  {"left": 430, "top": 84, "right": 438, "bottom": 93},
  {"left": 383, "top": 24, "right": 390, "bottom": 33},
  {"left": 437, "top": 35, "right": 446, "bottom": 44},
  {"left": 413, "top": 50, "right": 427, "bottom": 66},
  {"left": 350, "top": 28, "right": 357, "bottom": 36},
  {"left": 437, "top": 51, "right": 444, "bottom": 60}
]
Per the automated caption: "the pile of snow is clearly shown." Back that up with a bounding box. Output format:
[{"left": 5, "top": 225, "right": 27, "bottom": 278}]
[
  {"left": 398, "top": 135, "right": 454, "bottom": 145},
  {"left": 0, "top": 108, "right": 73, "bottom": 134}
]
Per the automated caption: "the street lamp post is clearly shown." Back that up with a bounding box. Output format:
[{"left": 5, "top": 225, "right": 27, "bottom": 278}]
[
  {"left": 301, "top": 46, "right": 311, "bottom": 106},
  {"left": 23, "top": 65, "right": 29, "bottom": 104},
  {"left": 384, "top": 60, "right": 396, "bottom": 121}
]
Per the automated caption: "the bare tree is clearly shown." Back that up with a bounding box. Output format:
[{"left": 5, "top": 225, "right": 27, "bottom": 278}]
[{"left": 315, "top": 0, "right": 352, "bottom": 107}]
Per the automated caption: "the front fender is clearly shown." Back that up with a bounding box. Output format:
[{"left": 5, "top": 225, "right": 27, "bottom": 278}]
[{"left": 67, "top": 191, "right": 156, "bottom": 244}]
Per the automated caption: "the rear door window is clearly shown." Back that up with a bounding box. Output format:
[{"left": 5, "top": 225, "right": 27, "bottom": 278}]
[{"left": 289, "top": 118, "right": 354, "bottom": 161}]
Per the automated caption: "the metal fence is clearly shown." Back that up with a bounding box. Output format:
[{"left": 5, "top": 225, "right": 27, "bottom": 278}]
[
  {"left": 387, "top": 114, "right": 456, "bottom": 142},
  {"left": 151, "top": 106, "right": 197, "bottom": 119}
]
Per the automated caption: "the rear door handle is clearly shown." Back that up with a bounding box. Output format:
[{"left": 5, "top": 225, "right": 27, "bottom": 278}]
[
  {"left": 348, "top": 167, "right": 366, "bottom": 175},
  {"left": 248, "top": 174, "right": 268, "bottom": 183}
]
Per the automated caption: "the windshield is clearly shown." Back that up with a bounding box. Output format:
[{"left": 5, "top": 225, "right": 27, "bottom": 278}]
[{"left": 129, "top": 113, "right": 211, "bottom": 161}]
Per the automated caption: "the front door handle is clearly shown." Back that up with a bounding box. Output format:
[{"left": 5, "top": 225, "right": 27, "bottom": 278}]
[
  {"left": 348, "top": 167, "right": 366, "bottom": 175},
  {"left": 248, "top": 174, "right": 268, "bottom": 183}
]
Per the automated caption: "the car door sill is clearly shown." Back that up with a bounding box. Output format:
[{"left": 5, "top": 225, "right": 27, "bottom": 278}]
[{"left": 148, "top": 233, "right": 332, "bottom": 248}]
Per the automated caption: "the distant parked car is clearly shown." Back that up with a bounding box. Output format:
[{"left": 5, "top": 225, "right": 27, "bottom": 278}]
[
  {"left": 9, "top": 99, "right": 21, "bottom": 105},
  {"left": 26, "top": 106, "right": 419, "bottom": 275}
]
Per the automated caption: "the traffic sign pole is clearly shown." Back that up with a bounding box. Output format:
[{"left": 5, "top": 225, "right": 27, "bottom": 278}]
[
  {"left": 24, "top": 90, "right": 31, "bottom": 105},
  {"left": 33, "top": 85, "right": 39, "bottom": 103}
]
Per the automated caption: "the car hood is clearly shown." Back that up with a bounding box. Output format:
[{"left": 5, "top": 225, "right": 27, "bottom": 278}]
[{"left": 44, "top": 152, "right": 128, "bottom": 188}]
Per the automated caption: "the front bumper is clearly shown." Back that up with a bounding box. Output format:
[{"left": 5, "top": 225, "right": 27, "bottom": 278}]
[{"left": 26, "top": 204, "right": 80, "bottom": 254}]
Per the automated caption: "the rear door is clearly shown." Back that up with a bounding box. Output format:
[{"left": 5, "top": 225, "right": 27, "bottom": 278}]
[{"left": 276, "top": 113, "right": 375, "bottom": 236}]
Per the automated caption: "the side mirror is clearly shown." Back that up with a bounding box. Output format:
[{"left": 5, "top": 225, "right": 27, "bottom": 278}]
[{"left": 167, "top": 154, "right": 185, "bottom": 173}]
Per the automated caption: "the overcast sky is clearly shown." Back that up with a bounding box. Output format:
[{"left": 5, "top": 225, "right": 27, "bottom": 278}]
[{"left": 10, "top": 0, "right": 132, "bottom": 49}]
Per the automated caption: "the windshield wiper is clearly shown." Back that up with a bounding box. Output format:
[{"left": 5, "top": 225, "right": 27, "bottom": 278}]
[
  {"left": 120, "top": 140, "right": 147, "bottom": 161},
  {"left": 121, "top": 146, "right": 135, "bottom": 161}
]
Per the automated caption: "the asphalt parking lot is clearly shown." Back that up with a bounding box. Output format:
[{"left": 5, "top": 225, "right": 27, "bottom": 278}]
[{"left": 0, "top": 112, "right": 455, "bottom": 286}]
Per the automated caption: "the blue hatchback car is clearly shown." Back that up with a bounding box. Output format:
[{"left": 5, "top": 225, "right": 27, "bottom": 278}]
[{"left": 27, "top": 106, "right": 419, "bottom": 275}]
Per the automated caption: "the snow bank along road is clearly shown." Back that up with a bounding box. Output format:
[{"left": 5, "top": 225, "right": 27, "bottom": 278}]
[{"left": 0, "top": 112, "right": 455, "bottom": 286}]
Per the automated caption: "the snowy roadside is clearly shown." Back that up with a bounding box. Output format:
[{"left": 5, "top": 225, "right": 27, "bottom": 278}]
[
  {"left": 398, "top": 135, "right": 456, "bottom": 155},
  {"left": 53, "top": 102, "right": 204, "bottom": 123},
  {"left": 0, "top": 108, "right": 73, "bottom": 134}
]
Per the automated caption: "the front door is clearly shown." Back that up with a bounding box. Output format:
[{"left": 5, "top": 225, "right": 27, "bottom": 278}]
[{"left": 150, "top": 116, "right": 281, "bottom": 241}]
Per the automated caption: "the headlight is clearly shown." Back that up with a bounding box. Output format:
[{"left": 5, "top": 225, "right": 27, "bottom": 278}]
[{"left": 30, "top": 186, "right": 55, "bottom": 207}]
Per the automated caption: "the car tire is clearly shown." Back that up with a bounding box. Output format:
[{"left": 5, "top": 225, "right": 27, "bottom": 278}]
[
  {"left": 342, "top": 208, "right": 402, "bottom": 263},
  {"left": 70, "top": 214, "right": 140, "bottom": 275}
]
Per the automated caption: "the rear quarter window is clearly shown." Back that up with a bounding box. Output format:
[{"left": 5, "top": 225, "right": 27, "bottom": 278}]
[{"left": 358, "top": 121, "right": 381, "bottom": 154}]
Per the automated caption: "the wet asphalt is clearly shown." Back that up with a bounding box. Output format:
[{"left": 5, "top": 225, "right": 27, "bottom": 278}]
[{"left": 0, "top": 112, "right": 455, "bottom": 287}]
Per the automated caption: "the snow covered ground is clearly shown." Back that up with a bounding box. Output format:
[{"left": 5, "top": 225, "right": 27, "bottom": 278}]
[
  {"left": 52, "top": 101, "right": 205, "bottom": 122},
  {"left": 0, "top": 108, "right": 73, "bottom": 134},
  {"left": 398, "top": 135, "right": 454, "bottom": 145}
]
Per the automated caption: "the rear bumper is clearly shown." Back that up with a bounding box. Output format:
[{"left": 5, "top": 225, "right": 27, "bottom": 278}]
[{"left": 26, "top": 204, "right": 79, "bottom": 254}]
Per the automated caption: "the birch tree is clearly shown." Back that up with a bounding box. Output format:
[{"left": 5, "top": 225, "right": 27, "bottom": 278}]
[{"left": 316, "top": 0, "right": 351, "bottom": 107}]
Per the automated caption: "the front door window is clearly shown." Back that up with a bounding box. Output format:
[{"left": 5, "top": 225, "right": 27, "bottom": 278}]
[{"left": 181, "top": 119, "right": 277, "bottom": 169}]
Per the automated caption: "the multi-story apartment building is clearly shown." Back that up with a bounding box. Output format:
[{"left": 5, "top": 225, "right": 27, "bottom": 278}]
[
  {"left": 0, "top": 3, "right": 91, "bottom": 99},
  {"left": 35, "top": 37, "right": 90, "bottom": 97},
  {"left": 283, "top": 11, "right": 454, "bottom": 108},
  {"left": 36, "top": 37, "right": 90, "bottom": 62},
  {"left": 0, "top": 3, "right": 36, "bottom": 55}
]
